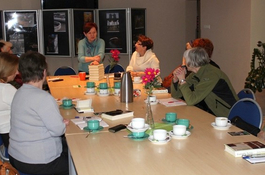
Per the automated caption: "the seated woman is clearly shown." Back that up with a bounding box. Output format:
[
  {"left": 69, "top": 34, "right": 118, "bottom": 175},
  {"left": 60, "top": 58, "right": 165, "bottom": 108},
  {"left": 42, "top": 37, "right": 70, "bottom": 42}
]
[
  {"left": 0, "top": 52, "right": 19, "bottom": 148},
  {"left": 171, "top": 47, "right": 238, "bottom": 117},
  {"left": 126, "top": 35, "right": 160, "bottom": 77},
  {"left": 78, "top": 22, "right": 105, "bottom": 74},
  {"left": 9, "top": 51, "right": 69, "bottom": 175}
]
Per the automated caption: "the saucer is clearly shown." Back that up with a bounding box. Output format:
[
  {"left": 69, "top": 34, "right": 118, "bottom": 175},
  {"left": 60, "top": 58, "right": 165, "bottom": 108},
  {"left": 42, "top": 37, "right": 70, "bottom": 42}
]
[
  {"left": 144, "top": 99, "right": 159, "bottom": 105},
  {"left": 84, "top": 91, "right": 96, "bottom": 95},
  {"left": 127, "top": 133, "right": 149, "bottom": 140},
  {"left": 59, "top": 104, "right": 75, "bottom": 109},
  {"left": 169, "top": 131, "right": 191, "bottom": 139},
  {"left": 98, "top": 93, "right": 109, "bottom": 97},
  {"left": 83, "top": 126, "right": 103, "bottom": 132},
  {"left": 161, "top": 118, "right": 176, "bottom": 123},
  {"left": 133, "top": 80, "right": 142, "bottom": 84},
  {"left": 211, "top": 122, "right": 232, "bottom": 130},
  {"left": 148, "top": 135, "right": 171, "bottom": 144},
  {"left": 127, "top": 124, "right": 150, "bottom": 132}
]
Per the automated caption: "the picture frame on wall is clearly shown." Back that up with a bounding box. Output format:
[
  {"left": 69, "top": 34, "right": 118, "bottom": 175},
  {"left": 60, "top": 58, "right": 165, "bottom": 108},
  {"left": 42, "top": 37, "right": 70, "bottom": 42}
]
[
  {"left": 73, "top": 9, "right": 95, "bottom": 55},
  {"left": 3, "top": 10, "right": 39, "bottom": 56},
  {"left": 42, "top": 9, "right": 70, "bottom": 56},
  {"left": 98, "top": 9, "right": 128, "bottom": 54}
]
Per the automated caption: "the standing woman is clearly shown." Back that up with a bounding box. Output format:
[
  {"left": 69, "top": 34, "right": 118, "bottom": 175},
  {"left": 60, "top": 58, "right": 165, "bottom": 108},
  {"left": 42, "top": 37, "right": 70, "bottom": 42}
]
[
  {"left": 126, "top": 35, "right": 160, "bottom": 77},
  {"left": 0, "top": 52, "right": 19, "bottom": 148},
  {"left": 78, "top": 22, "right": 105, "bottom": 74}
]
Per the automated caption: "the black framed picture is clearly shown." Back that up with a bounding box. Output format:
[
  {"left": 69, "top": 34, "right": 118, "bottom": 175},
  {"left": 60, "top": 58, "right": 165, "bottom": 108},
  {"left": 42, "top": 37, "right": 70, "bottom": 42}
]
[
  {"left": 4, "top": 10, "right": 39, "bottom": 55},
  {"left": 98, "top": 9, "right": 127, "bottom": 54},
  {"left": 73, "top": 9, "right": 95, "bottom": 55},
  {"left": 0, "top": 11, "right": 3, "bottom": 40},
  {"left": 43, "top": 10, "right": 70, "bottom": 56},
  {"left": 131, "top": 9, "right": 146, "bottom": 53}
]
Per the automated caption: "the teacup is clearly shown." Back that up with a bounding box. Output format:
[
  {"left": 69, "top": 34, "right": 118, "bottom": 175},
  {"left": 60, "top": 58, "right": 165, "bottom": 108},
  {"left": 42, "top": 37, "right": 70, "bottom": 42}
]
[
  {"left": 215, "top": 117, "right": 230, "bottom": 127},
  {"left": 153, "top": 129, "right": 167, "bottom": 141},
  {"left": 86, "top": 82, "right": 95, "bottom": 88},
  {"left": 114, "top": 82, "right": 121, "bottom": 89},
  {"left": 87, "top": 87, "right": 95, "bottom": 93},
  {"left": 132, "top": 132, "right": 145, "bottom": 138},
  {"left": 114, "top": 88, "right": 120, "bottom": 95},
  {"left": 62, "top": 99, "right": 72, "bottom": 107},
  {"left": 79, "top": 72, "right": 86, "bottom": 81},
  {"left": 131, "top": 118, "right": 145, "bottom": 129},
  {"left": 87, "top": 120, "right": 100, "bottom": 130},
  {"left": 176, "top": 119, "right": 190, "bottom": 128},
  {"left": 173, "top": 125, "right": 186, "bottom": 136},
  {"left": 147, "top": 95, "right": 156, "bottom": 102},
  {"left": 165, "top": 112, "right": 177, "bottom": 122},
  {"left": 99, "top": 82, "right": 108, "bottom": 89},
  {"left": 134, "top": 76, "right": 141, "bottom": 83},
  {"left": 99, "top": 89, "right": 108, "bottom": 94}
]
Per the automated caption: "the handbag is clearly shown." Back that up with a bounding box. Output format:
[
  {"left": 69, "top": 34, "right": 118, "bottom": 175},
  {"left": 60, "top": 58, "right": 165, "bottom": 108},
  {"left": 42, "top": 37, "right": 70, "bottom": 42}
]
[
  {"left": 0, "top": 159, "right": 19, "bottom": 175},
  {"left": 230, "top": 116, "right": 260, "bottom": 136}
]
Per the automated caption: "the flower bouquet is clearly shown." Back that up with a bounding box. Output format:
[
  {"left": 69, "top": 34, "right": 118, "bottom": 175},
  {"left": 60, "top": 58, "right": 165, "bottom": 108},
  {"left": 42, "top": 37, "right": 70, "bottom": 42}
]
[{"left": 108, "top": 49, "right": 120, "bottom": 73}]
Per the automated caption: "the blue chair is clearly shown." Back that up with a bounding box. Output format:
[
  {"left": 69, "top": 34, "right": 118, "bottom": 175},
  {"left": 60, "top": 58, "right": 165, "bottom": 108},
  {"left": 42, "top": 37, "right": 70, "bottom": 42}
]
[
  {"left": 54, "top": 66, "right": 76, "bottom": 76},
  {"left": 228, "top": 98, "right": 262, "bottom": 128},
  {"left": 105, "top": 64, "right": 125, "bottom": 73},
  {"left": 237, "top": 88, "right": 256, "bottom": 100},
  {"left": 0, "top": 136, "right": 9, "bottom": 162}
]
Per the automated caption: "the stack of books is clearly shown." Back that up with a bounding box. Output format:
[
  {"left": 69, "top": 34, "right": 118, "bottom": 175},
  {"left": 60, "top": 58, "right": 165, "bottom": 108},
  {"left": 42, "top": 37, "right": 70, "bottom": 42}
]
[{"left": 89, "top": 64, "right": 104, "bottom": 81}]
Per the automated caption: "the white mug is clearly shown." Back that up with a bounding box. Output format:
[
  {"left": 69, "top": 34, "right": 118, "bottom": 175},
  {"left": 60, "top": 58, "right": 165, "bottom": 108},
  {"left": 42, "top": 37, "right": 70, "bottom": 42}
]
[
  {"left": 173, "top": 125, "right": 186, "bottom": 136},
  {"left": 99, "top": 89, "right": 108, "bottom": 94},
  {"left": 153, "top": 129, "right": 167, "bottom": 141},
  {"left": 147, "top": 95, "right": 156, "bottom": 102},
  {"left": 215, "top": 117, "right": 231, "bottom": 127},
  {"left": 87, "top": 87, "right": 95, "bottom": 93},
  {"left": 134, "top": 76, "right": 141, "bottom": 83},
  {"left": 131, "top": 118, "right": 145, "bottom": 129}
]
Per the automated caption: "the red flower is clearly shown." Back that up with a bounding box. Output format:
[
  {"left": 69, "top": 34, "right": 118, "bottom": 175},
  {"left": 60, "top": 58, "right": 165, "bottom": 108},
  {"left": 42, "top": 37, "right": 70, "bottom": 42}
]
[
  {"left": 108, "top": 49, "right": 120, "bottom": 73},
  {"left": 142, "top": 68, "right": 161, "bottom": 95}
]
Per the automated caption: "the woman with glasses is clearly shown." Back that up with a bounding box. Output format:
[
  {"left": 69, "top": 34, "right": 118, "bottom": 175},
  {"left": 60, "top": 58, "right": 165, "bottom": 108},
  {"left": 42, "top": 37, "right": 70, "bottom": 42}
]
[
  {"left": 78, "top": 22, "right": 105, "bottom": 74},
  {"left": 126, "top": 35, "right": 160, "bottom": 77}
]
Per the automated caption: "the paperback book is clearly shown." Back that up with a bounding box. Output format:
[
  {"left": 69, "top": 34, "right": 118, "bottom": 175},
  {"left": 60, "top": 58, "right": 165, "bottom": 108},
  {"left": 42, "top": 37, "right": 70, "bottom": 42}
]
[{"left": 101, "top": 109, "right": 134, "bottom": 120}]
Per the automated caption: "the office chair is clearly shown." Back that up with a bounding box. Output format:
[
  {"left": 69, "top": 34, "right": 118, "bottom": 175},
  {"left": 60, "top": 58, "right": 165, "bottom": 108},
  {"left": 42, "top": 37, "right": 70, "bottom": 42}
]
[
  {"left": 237, "top": 88, "right": 256, "bottom": 100},
  {"left": 104, "top": 64, "right": 125, "bottom": 73},
  {"left": 54, "top": 66, "right": 76, "bottom": 76},
  {"left": 228, "top": 98, "right": 262, "bottom": 129}
]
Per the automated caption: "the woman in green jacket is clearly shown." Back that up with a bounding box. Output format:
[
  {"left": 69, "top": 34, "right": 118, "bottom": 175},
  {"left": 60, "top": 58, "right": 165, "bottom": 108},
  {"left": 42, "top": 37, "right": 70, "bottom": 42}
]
[{"left": 171, "top": 47, "right": 238, "bottom": 117}]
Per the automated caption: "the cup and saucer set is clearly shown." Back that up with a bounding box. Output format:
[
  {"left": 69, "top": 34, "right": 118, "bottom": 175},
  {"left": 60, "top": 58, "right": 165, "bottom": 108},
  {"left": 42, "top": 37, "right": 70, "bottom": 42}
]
[
  {"left": 148, "top": 129, "right": 172, "bottom": 144},
  {"left": 97, "top": 83, "right": 109, "bottom": 96},
  {"left": 169, "top": 124, "right": 191, "bottom": 139},
  {"left": 59, "top": 99, "right": 75, "bottom": 109},
  {"left": 113, "top": 81, "right": 121, "bottom": 96},
  {"left": 85, "top": 82, "right": 96, "bottom": 95},
  {"left": 83, "top": 119, "right": 103, "bottom": 133},
  {"left": 133, "top": 76, "right": 142, "bottom": 84},
  {"left": 211, "top": 117, "right": 232, "bottom": 130},
  {"left": 126, "top": 118, "right": 150, "bottom": 140},
  {"left": 144, "top": 95, "right": 159, "bottom": 105}
]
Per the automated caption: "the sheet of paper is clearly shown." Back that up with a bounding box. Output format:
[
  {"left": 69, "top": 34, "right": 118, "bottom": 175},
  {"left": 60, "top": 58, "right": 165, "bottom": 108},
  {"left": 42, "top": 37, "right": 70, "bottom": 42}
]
[{"left": 158, "top": 98, "right": 187, "bottom": 107}]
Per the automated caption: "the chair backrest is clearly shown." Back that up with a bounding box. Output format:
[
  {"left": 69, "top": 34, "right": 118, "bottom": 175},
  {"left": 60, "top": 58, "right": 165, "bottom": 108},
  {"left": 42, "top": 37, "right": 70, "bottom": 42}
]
[
  {"left": 54, "top": 66, "right": 76, "bottom": 76},
  {"left": 228, "top": 98, "right": 262, "bottom": 128},
  {"left": 0, "top": 136, "right": 9, "bottom": 162},
  {"left": 237, "top": 88, "right": 256, "bottom": 100},
  {"left": 105, "top": 64, "right": 125, "bottom": 73}
]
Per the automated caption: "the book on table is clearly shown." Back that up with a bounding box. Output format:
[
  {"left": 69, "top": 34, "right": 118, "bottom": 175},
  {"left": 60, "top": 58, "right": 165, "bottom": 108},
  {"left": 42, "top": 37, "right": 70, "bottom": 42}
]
[
  {"left": 224, "top": 141, "right": 265, "bottom": 157},
  {"left": 101, "top": 109, "right": 134, "bottom": 120}
]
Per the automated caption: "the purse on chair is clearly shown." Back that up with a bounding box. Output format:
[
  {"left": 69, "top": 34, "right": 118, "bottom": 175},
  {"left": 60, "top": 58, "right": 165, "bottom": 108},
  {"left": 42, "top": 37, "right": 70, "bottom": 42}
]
[{"left": 231, "top": 116, "right": 261, "bottom": 136}]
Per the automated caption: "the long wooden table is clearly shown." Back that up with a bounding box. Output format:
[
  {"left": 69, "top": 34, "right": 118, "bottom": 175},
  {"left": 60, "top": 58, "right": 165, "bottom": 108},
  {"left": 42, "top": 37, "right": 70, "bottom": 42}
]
[{"left": 47, "top": 75, "right": 265, "bottom": 175}]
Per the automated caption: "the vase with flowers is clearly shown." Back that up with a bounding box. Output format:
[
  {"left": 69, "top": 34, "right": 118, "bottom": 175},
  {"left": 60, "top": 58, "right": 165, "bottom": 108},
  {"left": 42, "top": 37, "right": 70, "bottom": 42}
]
[
  {"left": 142, "top": 68, "right": 161, "bottom": 129},
  {"left": 106, "top": 49, "right": 120, "bottom": 90}
]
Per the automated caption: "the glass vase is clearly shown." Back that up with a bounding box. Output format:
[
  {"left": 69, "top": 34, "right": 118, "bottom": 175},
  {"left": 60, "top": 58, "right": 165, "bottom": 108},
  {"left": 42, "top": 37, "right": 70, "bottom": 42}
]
[{"left": 146, "top": 95, "right": 155, "bottom": 130}]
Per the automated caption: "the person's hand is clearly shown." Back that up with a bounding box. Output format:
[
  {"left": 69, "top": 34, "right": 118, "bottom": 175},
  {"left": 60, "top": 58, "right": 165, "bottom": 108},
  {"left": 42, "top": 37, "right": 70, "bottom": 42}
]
[
  {"left": 63, "top": 119, "right": 70, "bottom": 126},
  {"left": 94, "top": 55, "right": 101, "bottom": 62},
  {"left": 172, "top": 66, "right": 185, "bottom": 83},
  {"left": 257, "top": 131, "right": 265, "bottom": 140},
  {"left": 90, "top": 60, "right": 99, "bottom": 65}
]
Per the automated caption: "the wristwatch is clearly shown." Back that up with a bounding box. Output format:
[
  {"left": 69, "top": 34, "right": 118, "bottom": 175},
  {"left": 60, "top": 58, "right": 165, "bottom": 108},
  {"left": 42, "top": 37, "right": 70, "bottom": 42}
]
[{"left": 179, "top": 79, "right": 186, "bottom": 85}]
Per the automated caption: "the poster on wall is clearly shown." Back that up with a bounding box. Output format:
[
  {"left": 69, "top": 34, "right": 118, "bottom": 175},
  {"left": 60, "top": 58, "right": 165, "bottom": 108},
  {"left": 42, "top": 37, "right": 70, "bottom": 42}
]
[
  {"left": 43, "top": 10, "right": 70, "bottom": 56},
  {"left": 131, "top": 9, "right": 146, "bottom": 53},
  {"left": 4, "top": 10, "right": 39, "bottom": 55},
  {"left": 73, "top": 9, "right": 95, "bottom": 55},
  {"left": 0, "top": 11, "right": 3, "bottom": 40},
  {"left": 98, "top": 9, "right": 127, "bottom": 54}
]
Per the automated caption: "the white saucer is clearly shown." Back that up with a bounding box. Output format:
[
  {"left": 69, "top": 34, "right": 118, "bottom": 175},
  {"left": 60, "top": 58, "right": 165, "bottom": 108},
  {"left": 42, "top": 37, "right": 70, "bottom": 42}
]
[
  {"left": 133, "top": 80, "right": 142, "bottom": 84},
  {"left": 127, "top": 124, "right": 150, "bottom": 132},
  {"left": 148, "top": 135, "right": 171, "bottom": 144},
  {"left": 97, "top": 93, "right": 109, "bottom": 97},
  {"left": 169, "top": 131, "right": 191, "bottom": 139},
  {"left": 84, "top": 91, "right": 96, "bottom": 95},
  {"left": 144, "top": 99, "right": 159, "bottom": 105},
  {"left": 211, "top": 122, "right": 232, "bottom": 130}
]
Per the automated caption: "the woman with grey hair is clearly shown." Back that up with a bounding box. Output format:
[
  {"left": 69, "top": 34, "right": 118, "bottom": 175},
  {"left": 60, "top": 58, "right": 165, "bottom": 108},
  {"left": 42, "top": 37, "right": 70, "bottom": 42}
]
[{"left": 171, "top": 47, "right": 238, "bottom": 117}]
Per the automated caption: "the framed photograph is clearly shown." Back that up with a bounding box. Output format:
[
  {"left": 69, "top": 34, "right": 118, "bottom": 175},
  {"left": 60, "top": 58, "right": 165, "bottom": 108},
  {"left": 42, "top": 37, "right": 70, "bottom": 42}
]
[
  {"left": 131, "top": 9, "right": 146, "bottom": 53},
  {"left": 3, "top": 10, "right": 39, "bottom": 55},
  {"left": 73, "top": 9, "right": 95, "bottom": 55},
  {"left": 98, "top": 9, "right": 127, "bottom": 54},
  {"left": 42, "top": 9, "right": 70, "bottom": 56},
  {"left": 0, "top": 11, "right": 3, "bottom": 40}
]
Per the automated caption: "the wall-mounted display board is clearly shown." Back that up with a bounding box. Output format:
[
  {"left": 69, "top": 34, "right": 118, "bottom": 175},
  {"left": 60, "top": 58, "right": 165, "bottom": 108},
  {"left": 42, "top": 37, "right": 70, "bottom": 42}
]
[
  {"left": 3, "top": 10, "right": 40, "bottom": 56},
  {"left": 98, "top": 9, "right": 128, "bottom": 54},
  {"left": 41, "top": 0, "right": 98, "bottom": 9},
  {"left": 0, "top": 11, "right": 3, "bottom": 39},
  {"left": 42, "top": 9, "right": 71, "bottom": 56},
  {"left": 73, "top": 9, "right": 95, "bottom": 55}
]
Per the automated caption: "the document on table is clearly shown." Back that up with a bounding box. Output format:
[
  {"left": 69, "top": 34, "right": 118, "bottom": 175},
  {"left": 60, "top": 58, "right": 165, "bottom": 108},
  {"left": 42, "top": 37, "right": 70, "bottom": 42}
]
[
  {"left": 71, "top": 116, "right": 109, "bottom": 130},
  {"left": 159, "top": 98, "right": 187, "bottom": 107}
]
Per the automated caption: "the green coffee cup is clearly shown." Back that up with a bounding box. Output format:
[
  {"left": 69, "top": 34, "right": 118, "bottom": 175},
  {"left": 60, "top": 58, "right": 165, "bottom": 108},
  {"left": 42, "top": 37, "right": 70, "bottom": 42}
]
[
  {"left": 86, "top": 82, "right": 95, "bottom": 88},
  {"left": 176, "top": 119, "right": 190, "bottom": 128},
  {"left": 132, "top": 132, "right": 145, "bottom": 138},
  {"left": 165, "top": 112, "right": 177, "bottom": 122},
  {"left": 99, "top": 82, "right": 108, "bottom": 89},
  {"left": 62, "top": 99, "right": 72, "bottom": 107},
  {"left": 114, "top": 82, "right": 121, "bottom": 89},
  {"left": 87, "top": 120, "right": 100, "bottom": 130}
]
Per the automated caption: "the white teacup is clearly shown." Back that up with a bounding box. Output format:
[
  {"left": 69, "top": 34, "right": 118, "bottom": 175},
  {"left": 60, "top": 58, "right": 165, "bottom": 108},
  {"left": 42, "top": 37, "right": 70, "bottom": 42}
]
[
  {"left": 99, "top": 89, "right": 108, "bottom": 94},
  {"left": 131, "top": 118, "right": 145, "bottom": 129},
  {"left": 87, "top": 87, "right": 95, "bottom": 93},
  {"left": 173, "top": 125, "right": 186, "bottom": 136},
  {"left": 215, "top": 117, "right": 231, "bottom": 127},
  {"left": 114, "top": 88, "right": 120, "bottom": 95},
  {"left": 153, "top": 129, "right": 167, "bottom": 141},
  {"left": 147, "top": 95, "right": 156, "bottom": 102},
  {"left": 134, "top": 76, "right": 141, "bottom": 83}
]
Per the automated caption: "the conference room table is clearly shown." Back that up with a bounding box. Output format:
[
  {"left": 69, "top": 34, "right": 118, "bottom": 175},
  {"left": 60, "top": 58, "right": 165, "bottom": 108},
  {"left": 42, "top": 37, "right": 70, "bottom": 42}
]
[{"left": 47, "top": 75, "right": 265, "bottom": 175}]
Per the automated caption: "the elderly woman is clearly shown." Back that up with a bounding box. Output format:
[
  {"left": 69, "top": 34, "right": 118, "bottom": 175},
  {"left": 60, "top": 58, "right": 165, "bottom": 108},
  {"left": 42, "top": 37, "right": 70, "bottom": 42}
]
[
  {"left": 126, "top": 35, "right": 160, "bottom": 77},
  {"left": 78, "top": 22, "right": 105, "bottom": 73},
  {"left": 171, "top": 47, "right": 238, "bottom": 117},
  {"left": 0, "top": 52, "right": 18, "bottom": 148}
]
